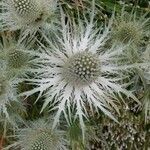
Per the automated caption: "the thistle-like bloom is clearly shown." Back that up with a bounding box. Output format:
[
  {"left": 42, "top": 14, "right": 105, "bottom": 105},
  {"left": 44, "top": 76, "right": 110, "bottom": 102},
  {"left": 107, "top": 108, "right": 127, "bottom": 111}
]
[
  {"left": 7, "top": 119, "right": 67, "bottom": 150},
  {"left": 0, "top": 35, "right": 36, "bottom": 78},
  {"left": 23, "top": 10, "right": 139, "bottom": 133},
  {"left": 0, "top": 0, "right": 57, "bottom": 33},
  {"left": 112, "top": 8, "right": 149, "bottom": 45}
]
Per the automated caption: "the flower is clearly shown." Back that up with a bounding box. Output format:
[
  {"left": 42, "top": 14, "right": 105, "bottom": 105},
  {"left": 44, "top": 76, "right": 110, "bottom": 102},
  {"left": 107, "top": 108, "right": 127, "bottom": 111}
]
[
  {"left": 0, "top": 35, "right": 36, "bottom": 78},
  {"left": 6, "top": 119, "right": 67, "bottom": 150},
  {"left": 22, "top": 9, "right": 139, "bottom": 134},
  {"left": 111, "top": 8, "right": 149, "bottom": 45},
  {"left": 0, "top": 0, "right": 57, "bottom": 34}
]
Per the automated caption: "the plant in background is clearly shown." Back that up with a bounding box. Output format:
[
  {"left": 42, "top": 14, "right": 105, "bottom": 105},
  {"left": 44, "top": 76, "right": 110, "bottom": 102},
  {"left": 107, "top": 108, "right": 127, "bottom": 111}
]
[
  {"left": 0, "top": 0, "right": 57, "bottom": 34},
  {"left": 67, "top": 121, "right": 98, "bottom": 150},
  {"left": 0, "top": 101, "right": 27, "bottom": 149},
  {"left": 87, "top": 112, "right": 148, "bottom": 150},
  {"left": 0, "top": 71, "right": 18, "bottom": 118},
  {"left": 6, "top": 118, "right": 67, "bottom": 150},
  {"left": 111, "top": 7, "right": 149, "bottom": 45},
  {"left": 0, "top": 35, "right": 32, "bottom": 120},
  {"left": 0, "top": 34, "right": 37, "bottom": 78}
]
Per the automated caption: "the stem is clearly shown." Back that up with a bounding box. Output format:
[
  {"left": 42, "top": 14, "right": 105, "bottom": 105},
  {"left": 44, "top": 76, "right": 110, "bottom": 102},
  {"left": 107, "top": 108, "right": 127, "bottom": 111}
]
[{"left": 0, "top": 119, "right": 7, "bottom": 149}]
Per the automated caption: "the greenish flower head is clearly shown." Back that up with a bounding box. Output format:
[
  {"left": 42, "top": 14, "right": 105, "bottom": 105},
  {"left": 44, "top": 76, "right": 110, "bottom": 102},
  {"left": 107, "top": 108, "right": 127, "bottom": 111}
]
[
  {"left": 30, "top": 130, "right": 57, "bottom": 150},
  {"left": 15, "top": 119, "right": 67, "bottom": 150},
  {"left": 7, "top": 48, "right": 29, "bottom": 69},
  {"left": 112, "top": 9, "right": 149, "bottom": 45},
  {"left": 13, "top": 0, "right": 43, "bottom": 23},
  {"left": 62, "top": 51, "right": 101, "bottom": 86},
  {"left": 13, "top": 0, "right": 38, "bottom": 16},
  {"left": 113, "top": 21, "right": 142, "bottom": 44}
]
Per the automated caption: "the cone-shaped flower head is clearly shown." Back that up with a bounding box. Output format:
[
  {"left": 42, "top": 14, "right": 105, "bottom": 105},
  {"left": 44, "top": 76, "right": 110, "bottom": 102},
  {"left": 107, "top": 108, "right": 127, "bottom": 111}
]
[
  {"left": 7, "top": 48, "right": 29, "bottom": 69},
  {"left": 8, "top": 119, "right": 67, "bottom": 150},
  {"left": 0, "top": 36, "right": 35, "bottom": 78},
  {"left": 62, "top": 51, "right": 101, "bottom": 86},
  {"left": 0, "top": 0, "right": 57, "bottom": 33},
  {"left": 112, "top": 8, "right": 149, "bottom": 45},
  {"left": 23, "top": 9, "right": 139, "bottom": 134}
]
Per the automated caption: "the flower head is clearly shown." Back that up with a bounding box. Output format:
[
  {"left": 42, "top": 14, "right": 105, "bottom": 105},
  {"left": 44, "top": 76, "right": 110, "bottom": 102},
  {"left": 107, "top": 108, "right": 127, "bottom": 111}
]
[
  {"left": 7, "top": 119, "right": 67, "bottom": 150},
  {"left": 62, "top": 51, "right": 101, "bottom": 87},
  {"left": 23, "top": 9, "right": 139, "bottom": 134},
  {"left": 0, "top": 0, "right": 57, "bottom": 33},
  {"left": 0, "top": 35, "right": 36, "bottom": 78},
  {"left": 112, "top": 8, "right": 149, "bottom": 45}
]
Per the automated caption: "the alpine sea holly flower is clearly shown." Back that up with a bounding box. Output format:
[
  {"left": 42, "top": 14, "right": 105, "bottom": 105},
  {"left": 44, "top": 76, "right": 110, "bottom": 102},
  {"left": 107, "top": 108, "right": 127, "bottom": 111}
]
[
  {"left": 0, "top": 0, "right": 57, "bottom": 34},
  {"left": 0, "top": 35, "right": 37, "bottom": 78},
  {"left": 111, "top": 7, "right": 149, "bottom": 45},
  {"left": 6, "top": 119, "right": 67, "bottom": 150},
  {"left": 22, "top": 9, "right": 139, "bottom": 134}
]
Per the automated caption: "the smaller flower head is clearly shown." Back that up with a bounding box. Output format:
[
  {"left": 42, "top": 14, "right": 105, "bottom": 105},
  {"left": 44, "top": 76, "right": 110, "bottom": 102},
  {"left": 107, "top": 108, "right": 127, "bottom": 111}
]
[
  {"left": 0, "top": 35, "right": 35, "bottom": 78},
  {"left": 112, "top": 8, "right": 149, "bottom": 45},
  {"left": 7, "top": 47, "right": 30, "bottom": 69},
  {"left": 0, "top": 0, "right": 57, "bottom": 33},
  {"left": 8, "top": 119, "right": 67, "bottom": 150}
]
